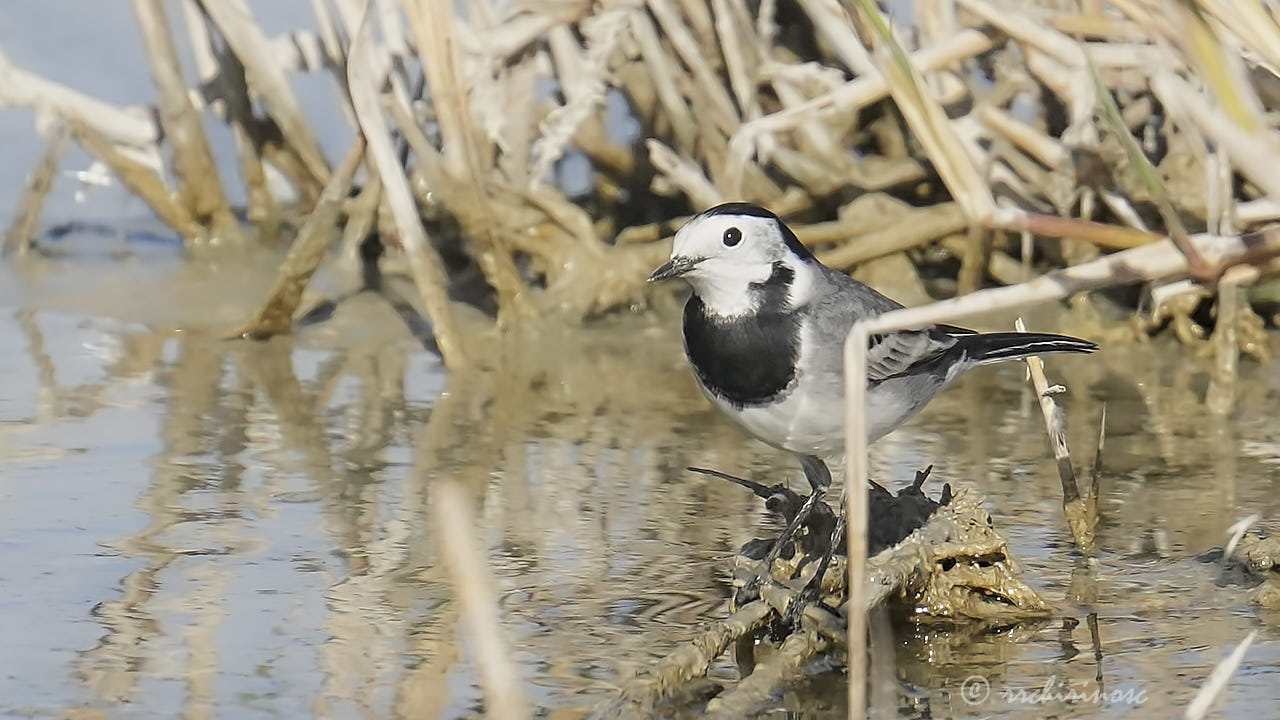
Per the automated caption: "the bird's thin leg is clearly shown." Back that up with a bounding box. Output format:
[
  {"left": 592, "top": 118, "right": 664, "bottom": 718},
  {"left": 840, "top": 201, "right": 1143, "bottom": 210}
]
[
  {"left": 784, "top": 495, "right": 846, "bottom": 629},
  {"left": 784, "top": 466, "right": 944, "bottom": 628},
  {"left": 734, "top": 455, "right": 831, "bottom": 606},
  {"left": 797, "top": 454, "right": 832, "bottom": 491},
  {"left": 735, "top": 487, "right": 824, "bottom": 604}
]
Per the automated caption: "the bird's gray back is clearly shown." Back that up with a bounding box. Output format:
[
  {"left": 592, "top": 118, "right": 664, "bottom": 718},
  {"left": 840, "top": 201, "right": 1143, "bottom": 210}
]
[{"left": 799, "top": 264, "right": 958, "bottom": 386}]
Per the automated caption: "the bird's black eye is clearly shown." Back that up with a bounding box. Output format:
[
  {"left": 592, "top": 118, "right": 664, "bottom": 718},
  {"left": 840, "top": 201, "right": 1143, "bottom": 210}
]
[{"left": 723, "top": 227, "right": 742, "bottom": 247}]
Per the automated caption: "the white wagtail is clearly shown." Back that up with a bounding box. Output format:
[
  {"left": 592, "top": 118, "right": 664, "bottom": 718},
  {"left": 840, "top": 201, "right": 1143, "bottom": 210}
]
[{"left": 649, "top": 202, "right": 1098, "bottom": 495}]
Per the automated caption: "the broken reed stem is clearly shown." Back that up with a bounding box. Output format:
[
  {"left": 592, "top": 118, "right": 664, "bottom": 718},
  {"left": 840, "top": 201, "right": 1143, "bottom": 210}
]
[
  {"left": 232, "top": 138, "right": 365, "bottom": 340},
  {"left": 957, "top": 224, "right": 988, "bottom": 294},
  {"left": 132, "top": 0, "right": 245, "bottom": 250},
  {"left": 348, "top": 0, "right": 467, "bottom": 368},
  {"left": 817, "top": 203, "right": 968, "bottom": 269},
  {"left": 732, "top": 28, "right": 996, "bottom": 147},
  {"left": 1152, "top": 70, "right": 1280, "bottom": 213},
  {"left": 2, "top": 124, "right": 69, "bottom": 258},
  {"left": 849, "top": 227, "right": 1280, "bottom": 335},
  {"left": 615, "top": 486, "right": 1042, "bottom": 719},
  {"left": 1015, "top": 317, "right": 1094, "bottom": 554},
  {"left": 995, "top": 210, "right": 1160, "bottom": 250},
  {"left": 615, "top": 601, "right": 774, "bottom": 717},
  {"left": 1206, "top": 265, "right": 1257, "bottom": 415},
  {"left": 433, "top": 480, "right": 530, "bottom": 720}
]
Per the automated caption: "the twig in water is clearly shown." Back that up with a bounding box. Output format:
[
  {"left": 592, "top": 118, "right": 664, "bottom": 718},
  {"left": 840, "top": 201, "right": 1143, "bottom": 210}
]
[
  {"left": 1207, "top": 265, "right": 1259, "bottom": 415},
  {"left": 1087, "top": 612, "right": 1104, "bottom": 688},
  {"left": 231, "top": 138, "right": 365, "bottom": 340},
  {"left": 434, "top": 480, "right": 529, "bottom": 720},
  {"left": 1015, "top": 317, "right": 1094, "bottom": 553},
  {"left": 1185, "top": 630, "right": 1258, "bottom": 720}
]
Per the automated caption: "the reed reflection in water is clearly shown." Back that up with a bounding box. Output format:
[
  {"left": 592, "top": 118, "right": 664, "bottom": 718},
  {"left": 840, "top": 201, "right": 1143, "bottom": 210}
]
[{"left": 2, "top": 289, "right": 1280, "bottom": 719}]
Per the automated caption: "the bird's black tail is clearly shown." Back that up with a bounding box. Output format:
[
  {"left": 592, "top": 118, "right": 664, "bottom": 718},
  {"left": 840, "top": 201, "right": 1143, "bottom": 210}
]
[{"left": 959, "top": 332, "right": 1098, "bottom": 365}]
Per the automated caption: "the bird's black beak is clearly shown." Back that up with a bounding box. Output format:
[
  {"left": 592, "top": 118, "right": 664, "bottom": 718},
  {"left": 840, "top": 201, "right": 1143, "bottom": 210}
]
[{"left": 648, "top": 256, "right": 701, "bottom": 282}]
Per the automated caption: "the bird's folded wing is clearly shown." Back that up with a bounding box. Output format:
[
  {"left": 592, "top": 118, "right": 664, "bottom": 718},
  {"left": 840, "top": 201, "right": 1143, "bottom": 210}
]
[
  {"left": 807, "top": 266, "right": 963, "bottom": 383},
  {"left": 865, "top": 329, "right": 955, "bottom": 382}
]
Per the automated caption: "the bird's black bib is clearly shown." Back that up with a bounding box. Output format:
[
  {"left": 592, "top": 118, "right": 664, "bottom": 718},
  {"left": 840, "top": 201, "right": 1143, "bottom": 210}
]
[{"left": 682, "top": 264, "right": 801, "bottom": 407}]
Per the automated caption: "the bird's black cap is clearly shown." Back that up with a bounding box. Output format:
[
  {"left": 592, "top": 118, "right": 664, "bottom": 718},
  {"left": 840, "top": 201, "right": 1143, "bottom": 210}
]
[{"left": 698, "top": 202, "right": 816, "bottom": 262}]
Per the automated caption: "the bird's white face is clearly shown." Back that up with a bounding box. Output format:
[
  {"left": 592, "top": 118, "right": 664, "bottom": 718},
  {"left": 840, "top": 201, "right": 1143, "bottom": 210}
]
[{"left": 650, "top": 207, "right": 816, "bottom": 317}]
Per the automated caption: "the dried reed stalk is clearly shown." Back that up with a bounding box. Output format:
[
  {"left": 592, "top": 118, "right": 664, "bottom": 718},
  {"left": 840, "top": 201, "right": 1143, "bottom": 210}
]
[
  {"left": 182, "top": 0, "right": 281, "bottom": 238},
  {"left": 199, "top": 0, "right": 331, "bottom": 188},
  {"left": 731, "top": 28, "right": 996, "bottom": 149},
  {"left": 2, "top": 125, "right": 68, "bottom": 258},
  {"left": 132, "top": 0, "right": 245, "bottom": 249},
  {"left": 1015, "top": 317, "right": 1094, "bottom": 554},
  {"left": 402, "top": 0, "right": 534, "bottom": 321},
  {"left": 348, "top": 0, "right": 467, "bottom": 367},
  {"left": 844, "top": 323, "right": 870, "bottom": 720},
  {"left": 232, "top": 138, "right": 365, "bottom": 340},
  {"left": 817, "top": 203, "right": 968, "bottom": 269},
  {"left": 705, "top": 629, "right": 830, "bottom": 719},
  {"left": 69, "top": 120, "right": 204, "bottom": 240},
  {"left": 1206, "top": 265, "right": 1258, "bottom": 414},
  {"left": 0, "top": 45, "right": 158, "bottom": 148},
  {"left": 855, "top": 0, "right": 994, "bottom": 223}
]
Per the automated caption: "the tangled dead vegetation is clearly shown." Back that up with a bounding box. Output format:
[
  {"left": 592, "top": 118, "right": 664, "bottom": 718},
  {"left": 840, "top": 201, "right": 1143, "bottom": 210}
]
[
  {"left": 603, "top": 482, "right": 1048, "bottom": 719},
  {"left": 1204, "top": 527, "right": 1280, "bottom": 610},
  {"left": 4, "top": 0, "right": 1280, "bottom": 373}
]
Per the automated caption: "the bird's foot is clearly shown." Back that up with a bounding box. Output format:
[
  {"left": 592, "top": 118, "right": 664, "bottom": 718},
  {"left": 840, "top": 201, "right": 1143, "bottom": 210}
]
[
  {"left": 781, "top": 575, "right": 826, "bottom": 632},
  {"left": 733, "top": 485, "right": 826, "bottom": 608},
  {"left": 686, "top": 467, "right": 806, "bottom": 520},
  {"left": 781, "top": 508, "right": 845, "bottom": 632}
]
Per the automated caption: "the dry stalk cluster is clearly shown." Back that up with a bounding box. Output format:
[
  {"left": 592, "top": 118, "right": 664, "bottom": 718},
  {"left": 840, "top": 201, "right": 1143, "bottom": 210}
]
[{"left": 5, "top": 0, "right": 1280, "bottom": 371}]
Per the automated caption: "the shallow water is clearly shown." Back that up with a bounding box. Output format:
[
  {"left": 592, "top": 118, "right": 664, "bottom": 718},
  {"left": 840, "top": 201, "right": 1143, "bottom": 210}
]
[{"left": 2, "top": 250, "right": 1280, "bottom": 720}]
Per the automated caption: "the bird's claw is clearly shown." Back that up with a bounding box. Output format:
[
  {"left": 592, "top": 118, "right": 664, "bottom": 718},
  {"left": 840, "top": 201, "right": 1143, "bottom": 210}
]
[{"left": 781, "top": 578, "right": 823, "bottom": 632}]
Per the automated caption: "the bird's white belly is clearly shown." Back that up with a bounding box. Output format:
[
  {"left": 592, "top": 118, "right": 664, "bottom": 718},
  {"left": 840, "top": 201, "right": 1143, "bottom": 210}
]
[{"left": 702, "top": 374, "right": 935, "bottom": 457}]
